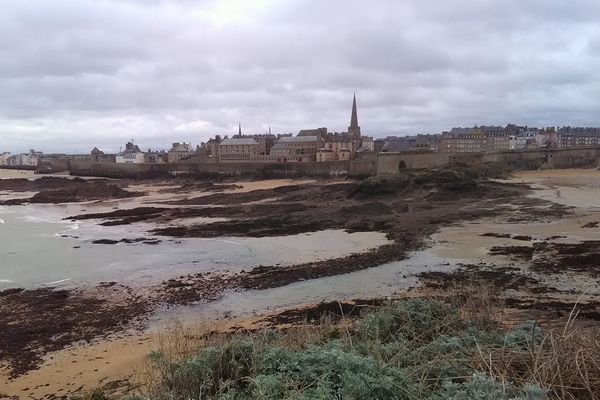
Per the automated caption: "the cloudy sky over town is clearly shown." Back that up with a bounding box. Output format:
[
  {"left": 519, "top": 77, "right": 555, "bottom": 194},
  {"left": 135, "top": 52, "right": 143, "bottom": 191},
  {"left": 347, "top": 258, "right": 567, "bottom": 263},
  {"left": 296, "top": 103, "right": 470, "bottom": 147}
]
[{"left": 1, "top": 0, "right": 599, "bottom": 153}]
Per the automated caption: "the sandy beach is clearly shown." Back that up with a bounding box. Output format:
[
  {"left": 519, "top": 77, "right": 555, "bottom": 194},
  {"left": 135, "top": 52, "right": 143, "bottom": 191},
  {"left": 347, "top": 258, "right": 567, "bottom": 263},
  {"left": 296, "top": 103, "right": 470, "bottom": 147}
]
[{"left": 0, "top": 169, "right": 37, "bottom": 179}]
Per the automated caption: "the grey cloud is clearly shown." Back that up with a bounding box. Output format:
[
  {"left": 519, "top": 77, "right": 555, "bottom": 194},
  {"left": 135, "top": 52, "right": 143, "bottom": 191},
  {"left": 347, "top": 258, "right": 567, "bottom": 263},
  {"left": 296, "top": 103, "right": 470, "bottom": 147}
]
[{"left": 1, "top": 0, "right": 600, "bottom": 152}]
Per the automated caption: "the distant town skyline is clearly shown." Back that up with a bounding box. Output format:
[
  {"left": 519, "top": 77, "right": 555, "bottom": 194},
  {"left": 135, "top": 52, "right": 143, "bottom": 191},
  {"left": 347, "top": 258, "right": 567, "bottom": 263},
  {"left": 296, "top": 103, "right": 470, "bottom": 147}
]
[{"left": 2, "top": 0, "right": 600, "bottom": 153}]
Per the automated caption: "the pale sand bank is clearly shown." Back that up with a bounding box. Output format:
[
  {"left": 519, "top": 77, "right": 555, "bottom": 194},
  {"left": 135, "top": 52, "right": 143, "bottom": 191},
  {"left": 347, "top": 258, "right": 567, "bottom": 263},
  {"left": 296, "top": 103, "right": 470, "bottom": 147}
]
[
  {"left": 0, "top": 315, "right": 273, "bottom": 399},
  {"left": 0, "top": 169, "right": 37, "bottom": 179}
]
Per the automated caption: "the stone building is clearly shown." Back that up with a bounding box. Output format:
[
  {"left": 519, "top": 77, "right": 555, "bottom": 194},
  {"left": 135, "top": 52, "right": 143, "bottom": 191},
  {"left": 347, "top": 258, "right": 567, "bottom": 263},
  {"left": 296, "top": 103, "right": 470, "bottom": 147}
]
[
  {"left": 204, "top": 136, "right": 222, "bottom": 159},
  {"left": 231, "top": 134, "right": 276, "bottom": 155},
  {"left": 557, "top": 127, "right": 600, "bottom": 148},
  {"left": 218, "top": 138, "right": 260, "bottom": 162},
  {"left": 0, "top": 152, "right": 11, "bottom": 166},
  {"left": 298, "top": 127, "right": 328, "bottom": 138},
  {"left": 481, "top": 126, "right": 510, "bottom": 152},
  {"left": 379, "top": 134, "right": 440, "bottom": 153},
  {"left": 439, "top": 128, "right": 486, "bottom": 153},
  {"left": 12, "top": 149, "right": 43, "bottom": 167},
  {"left": 536, "top": 128, "right": 558, "bottom": 148},
  {"left": 145, "top": 150, "right": 168, "bottom": 163},
  {"left": 360, "top": 136, "right": 375, "bottom": 152},
  {"left": 317, "top": 137, "right": 353, "bottom": 161},
  {"left": 380, "top": 138, "right": 412, "bottom": 153},
  {"left": 116, "top": 142, "right": 145, "bottom": 164},
  {"left": 90, "top": 147, "right": 115, "bottom": 163},
  {"left": 168, "top": 142, "right": 193, "bottom": 163},
  {"left": 270, "top": 136, "right": 323, "bottom": 162},
  {"left": 509, "top": 132, "right": 537, "bottom": 150},
  {"left": 374, "top": 138, "right": 386, "bottom": 153}
]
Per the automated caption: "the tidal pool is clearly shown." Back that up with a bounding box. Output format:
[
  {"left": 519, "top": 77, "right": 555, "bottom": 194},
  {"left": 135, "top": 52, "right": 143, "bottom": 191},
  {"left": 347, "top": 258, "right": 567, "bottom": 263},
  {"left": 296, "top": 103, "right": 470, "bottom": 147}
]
[{"left": 0, "top": 203, "right": 390, "bottom": 290}]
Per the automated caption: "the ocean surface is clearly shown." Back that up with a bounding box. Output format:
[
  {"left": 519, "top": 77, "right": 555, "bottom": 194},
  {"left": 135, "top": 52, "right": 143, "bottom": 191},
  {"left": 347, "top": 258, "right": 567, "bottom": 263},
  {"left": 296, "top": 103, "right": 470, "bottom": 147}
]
[{"left": 0, "top": 171, "right": 389, "bottom": 290}]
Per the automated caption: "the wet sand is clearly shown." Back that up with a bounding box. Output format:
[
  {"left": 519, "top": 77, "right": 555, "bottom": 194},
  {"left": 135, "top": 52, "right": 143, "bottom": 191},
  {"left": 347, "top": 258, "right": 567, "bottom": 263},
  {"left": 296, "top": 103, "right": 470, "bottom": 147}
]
[
  {"left": 420, "top": 168, "right": 600, "bottom": 323},
  {"left": 0, "top": 169, "right": 37, "bottom": 179},
  {"left": 1, "top": 334, "right": 153, "bottom": 399}
]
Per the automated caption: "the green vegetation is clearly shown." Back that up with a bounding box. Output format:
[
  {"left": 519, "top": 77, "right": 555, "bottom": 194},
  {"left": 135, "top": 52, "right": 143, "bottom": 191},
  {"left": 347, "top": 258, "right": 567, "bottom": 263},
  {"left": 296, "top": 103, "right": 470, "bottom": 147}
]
[
  {"left": 125, "top": 298, "right": 589, "bottom": 400},
  {"left": 84, "top": 296, "right": 600, "bottom": 399}
]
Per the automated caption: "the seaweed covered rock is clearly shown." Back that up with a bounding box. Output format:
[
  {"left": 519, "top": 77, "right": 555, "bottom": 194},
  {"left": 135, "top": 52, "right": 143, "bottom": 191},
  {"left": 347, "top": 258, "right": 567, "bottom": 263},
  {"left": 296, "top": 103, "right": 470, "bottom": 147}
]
[
  {"left": 414, "top": 168, "right": 478, "bottom": 192},
  {"left": 349, "top": 175, "right": 412, "bottom": 198},
  {"left": 29, "top": 182, "right": 139, "bottom": 204}
]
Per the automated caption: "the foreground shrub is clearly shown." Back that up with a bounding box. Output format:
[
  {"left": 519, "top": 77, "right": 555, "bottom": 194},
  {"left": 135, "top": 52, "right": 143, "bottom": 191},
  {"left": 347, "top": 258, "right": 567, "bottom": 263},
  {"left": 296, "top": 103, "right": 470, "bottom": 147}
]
[
  {"left": 133, "top": 299, "right": 600, "bottom": 400},
  {"left": 428, "top": 373, "right": 547, "bottom": 400}
]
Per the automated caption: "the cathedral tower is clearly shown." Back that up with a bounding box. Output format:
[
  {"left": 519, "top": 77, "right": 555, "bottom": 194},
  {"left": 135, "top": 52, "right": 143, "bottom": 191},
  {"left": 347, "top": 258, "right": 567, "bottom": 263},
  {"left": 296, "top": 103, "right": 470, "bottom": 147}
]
[{"left": 348, "top": 93, "right": 361, "bottom": 136}]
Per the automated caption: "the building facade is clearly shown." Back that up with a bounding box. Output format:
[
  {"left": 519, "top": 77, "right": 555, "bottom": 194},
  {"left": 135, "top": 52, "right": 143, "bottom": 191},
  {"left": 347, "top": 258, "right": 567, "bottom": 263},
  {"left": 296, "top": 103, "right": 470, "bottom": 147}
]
[
  {"left": 0, "top": 152, "right": 11, "bottom": 166},
  {"left": 481, "top": 126, "right": 510, "bottom": 152},
  {"left": 270, "top": 136, "right": 323, "bottom": 162},
  {"left": 218, "top": 138, "right": 260, "bottom": 162},
  {"left": 557, "top": 127, "right": 600, "bottom": 148},
  {"left": 378, "top": 134, "right": 440, "bottom": 153},
  {"left": 116, "top": 142, "right": 145, "bottom": 164},
  {"left": 440, "top": 128, "right": 486, "bottom": 153},
  {"left": 168, "top": 142, "right": 193, "bottom": 163}
]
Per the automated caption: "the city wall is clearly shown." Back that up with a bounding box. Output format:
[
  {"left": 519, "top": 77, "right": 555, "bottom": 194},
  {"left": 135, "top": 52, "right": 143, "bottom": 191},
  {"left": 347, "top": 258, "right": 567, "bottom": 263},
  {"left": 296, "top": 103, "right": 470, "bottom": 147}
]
[
  {"left": 68, "top": 159, "right": 365, "bottom": 179},
  {"left": 377, "top": 147, "right": 600, "bottom": 174},
  {"left": 482, "top": 147, "right": 600, "bottom": 169},
  {"left": 65, "top": 147, "right": 600, "bottom": 179}
]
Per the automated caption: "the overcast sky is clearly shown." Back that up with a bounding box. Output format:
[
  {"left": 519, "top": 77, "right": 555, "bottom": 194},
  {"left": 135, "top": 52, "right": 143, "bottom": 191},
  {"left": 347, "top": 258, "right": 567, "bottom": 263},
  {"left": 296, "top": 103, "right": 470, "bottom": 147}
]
[{"left": 1, "top": 0, "right": 600, "bottom": 153}]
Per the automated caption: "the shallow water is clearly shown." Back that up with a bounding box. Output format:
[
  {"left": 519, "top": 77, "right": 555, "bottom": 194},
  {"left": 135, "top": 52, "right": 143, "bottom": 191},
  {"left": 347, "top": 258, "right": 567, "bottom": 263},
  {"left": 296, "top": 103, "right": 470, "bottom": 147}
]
[
  {"left": 149, "top": 246, "right": 462, "bottom": 326},
  {"left": 0, "top": 176, "right": 390, "bottom": 290},
  {"left": 0, "top": 205, "right": 387, "bottom": 289},
  {"left": 0, "top": 203, "right": 389, "bottom": 290}
]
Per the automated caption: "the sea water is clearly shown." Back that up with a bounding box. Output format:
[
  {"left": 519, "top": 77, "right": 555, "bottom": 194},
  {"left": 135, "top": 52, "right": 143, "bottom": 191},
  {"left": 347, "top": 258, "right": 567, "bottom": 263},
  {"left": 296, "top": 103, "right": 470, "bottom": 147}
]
[{"left": 0, "top": 202, "right": 390, "bottom": 290}]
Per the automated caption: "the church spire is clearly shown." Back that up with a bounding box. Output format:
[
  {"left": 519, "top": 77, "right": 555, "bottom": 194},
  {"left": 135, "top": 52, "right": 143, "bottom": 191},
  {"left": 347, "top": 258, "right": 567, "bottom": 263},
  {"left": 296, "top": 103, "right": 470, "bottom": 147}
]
[
  {"left": 348, "top": 92, "right": 361, "bottom": 136},
  {"left": 238, "top": 122, "right": 242, "bottom": 136}
]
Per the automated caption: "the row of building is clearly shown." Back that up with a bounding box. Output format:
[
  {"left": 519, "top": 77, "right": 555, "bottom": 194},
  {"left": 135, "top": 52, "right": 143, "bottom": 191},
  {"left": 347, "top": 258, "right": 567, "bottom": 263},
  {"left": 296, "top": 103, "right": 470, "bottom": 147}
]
[
  {"left": 104, "top": 103, "right": 600, "bottom": 164},
  {"left": 0, "top": 150, "right": 43, "bottom": 168},
  {"left": 375, "top": 125, "right": 600, "bottom": 154},
  {"left": 4, "top": 94, "right": 600, "bottom": 167},
  {"left": 107, "top": 94, "right": 374, "bottom": 164},
  {"left": 81, "top": 124, "right": 600, "bottom": 165},
  {"left": 209, "top": 96, "right": 374, "bottom": 163}
]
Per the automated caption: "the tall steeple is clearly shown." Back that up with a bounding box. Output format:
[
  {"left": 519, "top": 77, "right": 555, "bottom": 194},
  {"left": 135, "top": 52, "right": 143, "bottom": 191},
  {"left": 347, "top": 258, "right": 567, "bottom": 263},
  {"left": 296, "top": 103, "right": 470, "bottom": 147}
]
[
  {"left": 238, "top": 122, "right": 242, "bottom": 136},
  {"left": 348, "top": 92, "right": 361, "bottom": 136}
]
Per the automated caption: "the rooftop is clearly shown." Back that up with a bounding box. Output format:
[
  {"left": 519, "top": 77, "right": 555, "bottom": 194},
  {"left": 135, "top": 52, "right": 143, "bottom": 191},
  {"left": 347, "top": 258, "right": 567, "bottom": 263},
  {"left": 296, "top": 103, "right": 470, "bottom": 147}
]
[
  {"left": 277, "top": 136, "right": 320, "bottom": 143},
  {"left": 220, "top": 138, "right": 259, "bottom": 146},
  {"left": 381, "top": 140, "right": 411, "bottom": 152}
]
